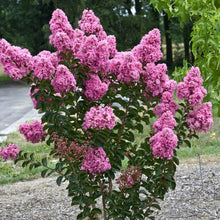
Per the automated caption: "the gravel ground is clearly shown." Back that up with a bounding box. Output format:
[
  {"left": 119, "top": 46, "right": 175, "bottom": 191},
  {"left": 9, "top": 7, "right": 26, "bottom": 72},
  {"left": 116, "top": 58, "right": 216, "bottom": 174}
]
[{"left": 0, "top": 161, "right": 219, "bottom": 220}]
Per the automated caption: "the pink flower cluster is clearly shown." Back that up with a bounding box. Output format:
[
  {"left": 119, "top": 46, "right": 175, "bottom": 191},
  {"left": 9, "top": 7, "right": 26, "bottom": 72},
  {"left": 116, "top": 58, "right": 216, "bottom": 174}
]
[
  {"left": 49, "top": 9, "right": 116, "bottom": 76},
  {"left": 153, "top": 92, "right": 179, "bottom": 117},
  {"left": 187, "top": 102, "right": 213, "bottom": 133},
  {"left": 108, "top": 51, "right": 142, "bottom": 83},
  {"left": 49, "top": 9, "right": 75, "bottom": 53},
  {"left": 152, "top": 111, "right": 176, "bottom": 132},
  {"left": 0, "top": 144, "right": 20, "bottom": 161},
  {"left": 51, "top": 64, "right": 76, "bottom": 93},
  {"left": 81, "top": 147, "right": 111, "bottom": 175},
  {"left": 0, "top": 39, "right": 32, "bottom": 80},
  {"left": 78, "top": 9, "right": 107, "bottom": 40},
  {"left": 31, "top": 50, "right": 58, "bottom": 80},
  {"left": 76, "top": 34, "right": 115, "bottom": 74},
  {"left": 150, "top": 128, "right": 178, "bottom": 160},
  {"left": 163, "top": 80, "right": 177, "bottom": 95},
  {"left": 84, "top": 74, "right": 108, "bottom": 100},
  {"left": 83, "top": 106, "right": 116, "bottom": 130},
  {"left": 19, "top": 120, "right": 46, "bottom": 143},
  {"left": 143, "top": 63, "right": 168, "bottom": 97},
  {"left": 132, "top": 28, "right": 163, "bottom": 64},
  {"left": 177, "top": 67, "right": 207, "bottom": 108}
]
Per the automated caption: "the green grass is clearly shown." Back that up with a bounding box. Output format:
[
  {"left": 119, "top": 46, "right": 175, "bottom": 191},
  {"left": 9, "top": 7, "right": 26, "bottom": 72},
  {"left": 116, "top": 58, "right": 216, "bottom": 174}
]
[
  {"left": 0, "top": 132, "right": 54, "bottom": 185},
  {"left": 177, "top": 116, "right": 220, "bottom": 159}
]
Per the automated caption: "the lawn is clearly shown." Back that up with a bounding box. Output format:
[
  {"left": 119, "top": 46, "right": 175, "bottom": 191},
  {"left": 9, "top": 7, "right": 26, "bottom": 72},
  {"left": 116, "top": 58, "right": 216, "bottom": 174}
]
[
  {"left": 0, "top": 116, "right": 220, "bottom": 185},
  {"left": 0, "top": 132, "right": 54, "bottom": 184}
]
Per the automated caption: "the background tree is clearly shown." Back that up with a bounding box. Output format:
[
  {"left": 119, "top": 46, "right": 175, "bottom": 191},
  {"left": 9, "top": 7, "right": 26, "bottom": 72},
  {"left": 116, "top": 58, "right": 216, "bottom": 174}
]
[
  {"left": 0, "top": 0, "right": 54, "bottom": 54},
  {"left": 150, "top": 0, "right": 220, "bottom": 115}
]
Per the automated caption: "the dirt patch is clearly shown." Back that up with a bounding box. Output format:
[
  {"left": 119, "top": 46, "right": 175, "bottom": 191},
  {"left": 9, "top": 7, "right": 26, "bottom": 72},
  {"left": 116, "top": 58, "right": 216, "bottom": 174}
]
[{"left": 0, "top": 162, "right": 219, "bottom": 220}]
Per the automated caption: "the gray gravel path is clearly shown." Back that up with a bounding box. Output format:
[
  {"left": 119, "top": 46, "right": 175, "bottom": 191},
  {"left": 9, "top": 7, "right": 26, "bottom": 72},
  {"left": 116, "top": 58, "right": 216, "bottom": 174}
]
[{"left": 0, "top": 161, "right": 219, "bottom": 220}]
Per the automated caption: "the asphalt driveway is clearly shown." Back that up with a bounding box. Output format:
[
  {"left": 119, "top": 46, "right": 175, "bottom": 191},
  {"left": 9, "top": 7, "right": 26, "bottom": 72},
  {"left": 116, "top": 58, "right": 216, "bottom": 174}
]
[{"left": 0, "top": 81, "right": 33, "bottom": 132}]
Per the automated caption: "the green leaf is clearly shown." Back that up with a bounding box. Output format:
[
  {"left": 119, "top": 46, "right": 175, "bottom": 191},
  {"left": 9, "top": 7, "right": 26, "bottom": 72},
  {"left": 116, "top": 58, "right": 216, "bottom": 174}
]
[
  {"left": 29, "top": 164, "right": 35, "bottom": 171},
  {"left": 151, "top": 203, "right": 161, "bottom": 210},
  {"left": 191, "top": 134, "right": 199, "bottom": 139},
  {"left": 23, "top": 153, "right": 28, "bottom": 159},
  {"left": 30, "top": 153, "right": 34, "bottom": 161},
  {"left": 56, "top": 162, "right": 63, "bottom": 172},
  {"left": 136, "top": 123, "right": 144, "bottom": 133},
  {"left": 42, "top": 158, "right": 47, "bottom": 167},
  {"left": 172, "top": 156, "right": 179, "bottom": 165},
  {"left": 77, "top": 212, "right": 84, "bottom": 220},
  {"left": 41, "top": 169, "right": 48, "bottom": 177},
  {"left": 22, "top": 161, "right": 30, "bottom": 168},
  {"left": 56, "top": 176, "right": 63, "bottom": 186},
  {"left": 184, "top": 139, "right": 191, "bottom": 148},
  {"left": 91, "top": 208, "right": 102, "bottom": 216}
]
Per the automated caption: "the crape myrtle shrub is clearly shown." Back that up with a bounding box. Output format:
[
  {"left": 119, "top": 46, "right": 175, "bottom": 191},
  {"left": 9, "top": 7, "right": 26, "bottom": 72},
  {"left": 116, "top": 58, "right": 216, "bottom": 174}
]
[{"left": 0, "top": 9, "right": 213, "bottom": 220}]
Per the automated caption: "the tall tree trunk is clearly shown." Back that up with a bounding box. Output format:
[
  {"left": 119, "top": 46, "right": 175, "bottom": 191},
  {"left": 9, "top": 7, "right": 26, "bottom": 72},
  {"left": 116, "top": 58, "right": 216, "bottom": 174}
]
[
  {"left": 135, "top": 0, "right": 142, "bottom": 15},
  {"left": 183, "top": 20, "right": 190, "bottom": 62},
  {"left": 183, "top": 19, "right": 194, "bottom": 64},
  {"left": 163, "top": 12, "right": 173, "bottom": 69}
]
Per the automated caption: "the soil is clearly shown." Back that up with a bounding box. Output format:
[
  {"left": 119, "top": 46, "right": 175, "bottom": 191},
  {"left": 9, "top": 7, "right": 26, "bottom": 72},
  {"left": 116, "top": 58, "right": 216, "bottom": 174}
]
[{"left": 0, "top": 161, "right": 219, "bottom": 220}]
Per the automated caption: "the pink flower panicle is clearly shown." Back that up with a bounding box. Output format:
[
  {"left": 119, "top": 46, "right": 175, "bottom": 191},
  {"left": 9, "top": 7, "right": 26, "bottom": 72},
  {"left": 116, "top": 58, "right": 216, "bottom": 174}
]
[
  {"left": 75, "top": 35, "right": 116, "bottom": 75},
  {"left": 187, "top": 102, "right": 213, "bottom": 133},
  {"left": 177, "top": 67, "right": 207, "bottom": 108},
  {"left": 0, "top": 39, "right": 32, "bottom": 80},
  {"left": 50, "top": 31, "right": 73, "bottom": 53},
  {"left": 163, "top": 80, "right": 177, "bottom": 95},
  {"left": 106, "top": 35, "right": 117, "bottom": 58},
  {"left": 49, "top": 9, "right": 116, "bottom": 76},
  {"left": 84, "top": 75, "right": 108, "bottom": 100},
  {"left": 0, "top": 38, "right": 10, "bottom": 53},
  {"left": 116, "top": 165, "right": 141, "bottom": 191},
  {"left": 83, "top": 105, "right": 116, "bottom": 130},
  {"left": 150, "top": 128, "right": 178, "bottom": 160},
  {"left": 153, "top": 92, "right": 179, "bottom": 117},
  {"left": 108, "top": 51, "right": 142, "bottom": 83},
  {"left": 0, "top": 144, "right": 20, "bottom": 161},
  {"left": 132, "top": 28, "right": 163, "bottom": 64},
  {"left": 31, "top": 50, "right": 58, "bottom": 80},
  {"left": 153, "top": 111, "right": 176, "bottom": 132},
  {"left": 78, "top": 9, "right": 107, "bottom": 40},
  {"left": 49, "top": 9, "right": 75, "bottom": 53},
  {"left": 19, "top": 120, "right": 46, "bottom": 143},
  {"left": 143, "top": 63, "right": 168, "bottom": 97},
  {"left": 81, "top": 147, "right": 111, "bottom": 175},
  {"left": 49, "top": 9, "right": 74, "bottom": 39},
  {"left": 51, "top": 64, "right": 76, "bottom": 93}
]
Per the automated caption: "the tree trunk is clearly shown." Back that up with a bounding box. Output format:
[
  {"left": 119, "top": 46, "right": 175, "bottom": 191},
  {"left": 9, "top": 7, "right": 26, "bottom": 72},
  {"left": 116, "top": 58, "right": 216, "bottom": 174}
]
[
  {"left": 163, "top": 12, "right": 173, "bottom": 69},
  {"left": 183, "top": 19, "right": 194, "bottom": 64},
  {"left": 135, "top": 0, "right": 142, "bottom": 15}
]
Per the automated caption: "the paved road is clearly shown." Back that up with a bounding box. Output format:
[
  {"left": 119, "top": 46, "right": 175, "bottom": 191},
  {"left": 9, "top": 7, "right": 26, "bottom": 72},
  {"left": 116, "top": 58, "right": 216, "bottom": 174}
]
[{"left": 0, "top": 81, "right": 33, "bottom": 132}]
